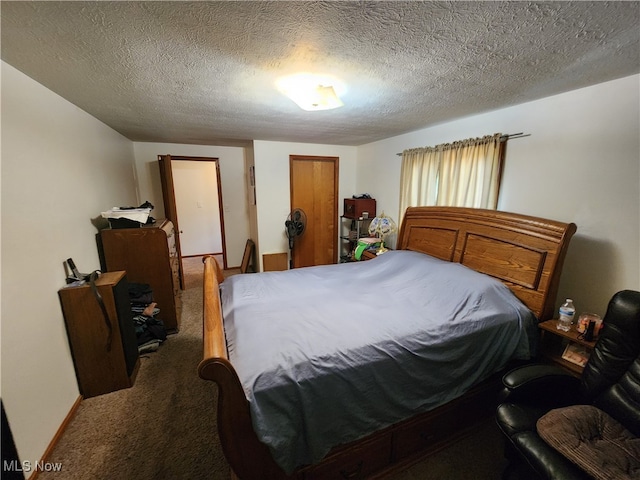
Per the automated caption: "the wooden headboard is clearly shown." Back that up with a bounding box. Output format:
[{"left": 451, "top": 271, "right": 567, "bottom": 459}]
[{"left": 397, "top": 207, "right": 577, "bottom": 320}]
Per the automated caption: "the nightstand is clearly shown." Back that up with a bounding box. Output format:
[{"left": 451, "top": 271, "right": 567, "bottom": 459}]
[
  {"left": 361, "top": 249, "right": 378, "bottom": 261},
  {"left": 538, "top": 319, "right": 597, "bottom": 376}
]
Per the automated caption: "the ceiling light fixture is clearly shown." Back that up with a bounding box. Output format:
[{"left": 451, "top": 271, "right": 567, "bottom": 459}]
[{"left": 277, "top": 74, "right": 345, "bottom": 111}]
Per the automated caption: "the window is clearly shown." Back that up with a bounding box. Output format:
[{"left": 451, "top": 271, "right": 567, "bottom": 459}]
[{"left": 399, "top": 133, "right": 505, "bottom": 221}]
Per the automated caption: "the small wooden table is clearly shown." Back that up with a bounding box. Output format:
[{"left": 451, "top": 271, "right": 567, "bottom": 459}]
[
  {"left": 361, "top": 249, "right": 378, "bottom": 261},
  {"left": 538, "top": 319, "right": 597, "bottom": 376},
  {"left": 361, "top": 248, "right": 394, "bottom": 261}
]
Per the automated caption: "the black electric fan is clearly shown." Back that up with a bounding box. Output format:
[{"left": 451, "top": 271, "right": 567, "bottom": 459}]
[{"left": 285, "top": 208, "right": 307, "bottom": 268}]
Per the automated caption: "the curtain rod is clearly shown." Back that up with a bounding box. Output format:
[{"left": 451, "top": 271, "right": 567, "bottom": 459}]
[{"left": 395, "top": 132, "right": 531, "bottom": 156}]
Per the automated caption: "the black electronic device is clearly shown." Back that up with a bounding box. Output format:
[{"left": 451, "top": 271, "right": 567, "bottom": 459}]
[
  {"left": 584, "top": 320, "right": 596, "bottom": 341},
  {"left": 66, "top": 258, "right": 89, "bottom": 283}
]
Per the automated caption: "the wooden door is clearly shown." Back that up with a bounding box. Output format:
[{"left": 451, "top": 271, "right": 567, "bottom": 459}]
[
  {"left": 158, "top": 154, "right": 185, "bottom": 289},
  {"left": 290, "top": 155, "right": 338, "bottom": 268}
]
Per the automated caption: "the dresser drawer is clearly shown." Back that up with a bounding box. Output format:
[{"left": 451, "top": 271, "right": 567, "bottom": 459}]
[
  {"left": 101, "top": 219, "right": 181, "bottom": 332},
  {"left": 393, "top": 407, "right": 453, "bottom": 461},
  {"left": 393, "top": 380, "right": 498, "bottom": 462},
  {"left": 304, "top": 432, "right": 392, "bottom": 480}
]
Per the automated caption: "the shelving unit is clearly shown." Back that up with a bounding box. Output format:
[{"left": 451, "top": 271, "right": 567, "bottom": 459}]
[
  {"left": 340, "top": 216, "right": 373, "bottom": 262},
  {"left": 340, "top": 197, "right": 376, "bottom": 263},
  {"left": 538, "top": 319, "right": 597, "bottom": 376}
]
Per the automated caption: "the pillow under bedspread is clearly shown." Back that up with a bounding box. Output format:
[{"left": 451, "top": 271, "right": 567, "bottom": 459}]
[{"left": 537, "top": 405, "right": 640, "bottom": 480}]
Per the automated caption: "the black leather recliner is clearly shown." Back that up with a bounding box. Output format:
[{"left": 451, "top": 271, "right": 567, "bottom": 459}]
[{"left": 496, "top": 290, "right": 640, "bottom": 479}]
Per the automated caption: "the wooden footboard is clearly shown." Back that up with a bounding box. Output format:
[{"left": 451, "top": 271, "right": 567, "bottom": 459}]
[{"left": 198, "top": 256, "right": 290, "bottom": 480}]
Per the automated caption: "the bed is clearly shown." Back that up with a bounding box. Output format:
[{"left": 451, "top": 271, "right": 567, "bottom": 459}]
[{"left": 199, "top": 207, "right": 576, "bottom": 480}]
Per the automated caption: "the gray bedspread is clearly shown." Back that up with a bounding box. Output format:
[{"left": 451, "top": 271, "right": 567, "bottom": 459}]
[{"left": 221, "top": 250, "right": 536, "bottom": 473}]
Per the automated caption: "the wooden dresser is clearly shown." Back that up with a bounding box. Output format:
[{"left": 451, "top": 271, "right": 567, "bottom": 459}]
[
  {"left": 101, "top": 219, "right": 181, "bottom": 332},
  {"left": 58, "top": 271, "right": 140, "bottom": 398}
]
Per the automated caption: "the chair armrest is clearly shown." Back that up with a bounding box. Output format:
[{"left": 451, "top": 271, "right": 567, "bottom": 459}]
[{"left": 499, "top": 364, "right": 582, "bottom": 407}]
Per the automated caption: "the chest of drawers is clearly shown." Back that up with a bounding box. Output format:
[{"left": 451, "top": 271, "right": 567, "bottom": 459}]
[
  {"left": 58, "top": 271, "right": 140, "bottom": 397},
  {"left": 101, "top": 219, "right": 181, "bottom": 332}
]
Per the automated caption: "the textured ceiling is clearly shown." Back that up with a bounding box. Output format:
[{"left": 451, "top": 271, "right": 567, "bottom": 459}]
[{"left": 2, "top": 1, "right": 639, "bottom": 146}]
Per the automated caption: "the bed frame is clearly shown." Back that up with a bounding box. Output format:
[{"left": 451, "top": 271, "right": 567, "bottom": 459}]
[{"left": 199, "top": 207, "right": 576, "bottom": 480}]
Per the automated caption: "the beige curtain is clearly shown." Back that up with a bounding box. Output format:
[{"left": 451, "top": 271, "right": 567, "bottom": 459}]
[{"left": 399, "top": 133, "right": 504, "bottom": 221}]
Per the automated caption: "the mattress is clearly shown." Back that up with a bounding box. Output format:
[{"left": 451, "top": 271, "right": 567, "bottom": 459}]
[{"left": 221, "top": 250, "right": 536, "bottom": 473}]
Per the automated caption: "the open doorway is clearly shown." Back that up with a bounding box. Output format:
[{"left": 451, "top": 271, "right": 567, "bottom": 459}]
[
  {"left": 173, "top": 160, "right": 224, "bottom": 258},
  {"left": 158, "top": 155, "right": 227, "bottom": 270}
]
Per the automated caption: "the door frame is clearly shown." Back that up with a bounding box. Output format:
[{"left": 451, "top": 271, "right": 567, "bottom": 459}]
[{"left": 158, "top": 155, "right": 227, "bottom": 275}]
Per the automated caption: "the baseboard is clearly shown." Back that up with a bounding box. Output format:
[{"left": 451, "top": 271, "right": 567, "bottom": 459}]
[{"left": 27, "top": 395, "right": 82, "bottom": 480}]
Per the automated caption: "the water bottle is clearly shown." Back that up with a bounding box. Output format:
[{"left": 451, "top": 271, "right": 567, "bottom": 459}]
[{"left": 557, "top": 299, "right": 576, "bottom": 332}]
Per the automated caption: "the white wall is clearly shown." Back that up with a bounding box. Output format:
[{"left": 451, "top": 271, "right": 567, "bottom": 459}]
[
  {"left": 253, "top": 141, "right": 358, "bottom": 270},
  {"left": 1, "top": 62, "right": 138, "bottom": 468},
  {"left": 358, "top": 75, "right": 640, "bottom": 316},
  {"left": 132, "top": 143, "right": 249, "bottom": 267}
]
